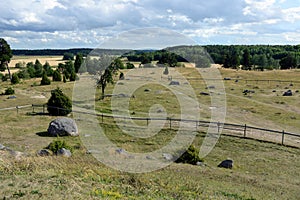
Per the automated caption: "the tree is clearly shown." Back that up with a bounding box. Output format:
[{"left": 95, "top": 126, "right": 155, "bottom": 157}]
[
  {"left": 126, "top": 62, "right": 135, "bottom": 69},
  {"left": 43, "top": 61, "right": 53, "bottom": 76},
  {"left": 40, "top": 71, "right": 51, "bottom": 85},
  {"left": 74, "top": 53, "right": 83, "bottom": 73},
  {"left": 11, "top": 73, "right": 20, "bottom": 84},
  {"left": 26, "top": 62, "right": 36, "bottom": 78},
  {"left": 69, "top": 71, "right": 77, "bottom": 81},
  {"left": 47, "top": 87, "right": 72, "bottom": 116},
  {"left": 279, "top": 54, "right": 297, "bottom": 69},
  {"left": 0, "top": 38, "right": 13, "bottom": 80},
  {"left": 34, "top": 59, "right": 43, "bottom": 77},
  {"left": 52, "top": 70, "right": 62, "bottom": 82},
  {"left": 62, "top": 52, "right": 74, "bottom": 60},
  {"left": 96, "top": 56, "right": 119, "bottom": 99},
  {"left": 241, "top": 48, "right": 251, "bottom": 70}
]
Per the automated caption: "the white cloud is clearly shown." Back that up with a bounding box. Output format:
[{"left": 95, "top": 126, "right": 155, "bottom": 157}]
[{"left": 0, "top": 0, "right": 299, "bottom": 48}]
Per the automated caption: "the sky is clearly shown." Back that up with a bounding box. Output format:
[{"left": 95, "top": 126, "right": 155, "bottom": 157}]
[{"left": 1, "top": 0, "right": 300, "bottom": 49}]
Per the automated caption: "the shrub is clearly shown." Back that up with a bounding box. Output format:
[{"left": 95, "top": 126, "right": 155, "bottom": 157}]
[
  {"left": 126, "top": 62, "right": 135, "bottom": 69},
  {"left": 52, "top": 70, "right": 62, "bottom": 82},
  {"left": 119, "top": 72, "right": 124, "bottom": 80},
  {"left": 2, "top": 74, "right": 9, "bottom": 82},
  {"left": 63, "top": 75, "right": 67, "bottom": 83},
  {"left": 40, "top": 72, "right": 51, "bottom": 85},
  {"left": 175, "top": 145, "right": 203, "bottom": 165},
  {"left": 47, "top": 87, "right": 72, "bottom": 116},
  {"left": 47, "top": 138, "right": 73, "bottom": 154},
  {"left": 163, "top": 66, "right": 169, "bottom": 75},
  {"left": 4, "top": 87, "right": 14, "bottom": 95},
  {"left": 11, "top": 73, "right": 20, "bottom": 84},
  {"left": 69, "top": 71, "right": 76, "bottom": 81}
]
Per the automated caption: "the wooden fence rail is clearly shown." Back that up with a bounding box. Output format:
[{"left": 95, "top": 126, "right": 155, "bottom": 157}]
[{"left": 1, "top": 104, "right": 299, "bottom": 148}]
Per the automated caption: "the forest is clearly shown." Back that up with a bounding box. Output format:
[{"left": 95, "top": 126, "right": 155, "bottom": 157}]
[{"left": 12, "top": 44, "right": 300, "bottom": 70}]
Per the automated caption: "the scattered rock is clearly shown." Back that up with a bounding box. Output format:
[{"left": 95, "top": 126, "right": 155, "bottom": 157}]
[
  {"left": 295, "top": 90, "right": 299, "bottom": 93},
  {"left": 37, "top": 149, "right": 52, "bottom": 156},
  {"left": 169, "top": 81, "right": 180, "bottom": 85},
  {"left": 7, "top": 95, "right": 17, "bottom": 99},
  {"left": 283, "top": 90, "right": 292, "bottom": 96},
  {"left": 290, "top": 83, "right": 293, "bottom": 87},
  {"left": 162, "top": 153, "right": 173, "bottom": 161},
  {"left": 200, "top": 92, "right": 210, "bottom": 96},
  {"left": 243, "top": 90, "right": 255, "bottom": 95},
  {"left": 47, "top": 117, "right": 79, "bottom": 137},
  {"left": 144, "top": 89, "right": 151, "bottom": 92},
  {"left": 196, "top": 161, "right": 205, "bottom": 166},
  {"left": 224, "top": 77, "right": 231, "bottom": 80},
  {"left": 206, "top": 85, "right": 215, "bottom": 89},
  {"left": 218, "top": 159, "right": 233, "bottom": 169},
  {"left": 235, "top": 79, "right": 239, "bottom": 83},
  {"left": 57, "top": 148, "right": 72, "bottom": 157},
  {"left": 272, "top": 90, "right": 276, "bottom": 92}
]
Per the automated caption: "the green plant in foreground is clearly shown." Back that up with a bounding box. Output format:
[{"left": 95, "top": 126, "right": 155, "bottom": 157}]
[{"left": 47, "top": 138, "right": 73, "bottom": 154}]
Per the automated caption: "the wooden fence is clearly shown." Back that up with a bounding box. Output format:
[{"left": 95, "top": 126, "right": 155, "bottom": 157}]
[{"left": 1, "top": 104, "right": 299, "bottom": 148}]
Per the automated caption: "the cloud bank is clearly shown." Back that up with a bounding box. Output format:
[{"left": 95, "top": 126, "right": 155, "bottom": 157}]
[{"left": 1, "top": 0, "right": 300, "bottom": 48}]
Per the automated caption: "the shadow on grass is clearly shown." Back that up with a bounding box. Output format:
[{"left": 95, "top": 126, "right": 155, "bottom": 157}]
[
  {"left": 36, "top": 131, "right": 54, "bottom": 137},
  {"left": 27, "top": 112, "right": 49, "bottom": 116}
]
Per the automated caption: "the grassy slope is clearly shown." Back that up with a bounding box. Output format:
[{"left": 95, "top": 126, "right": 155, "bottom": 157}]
[{"left": 0, "top": 67, "right": 300, "bottom": 199}]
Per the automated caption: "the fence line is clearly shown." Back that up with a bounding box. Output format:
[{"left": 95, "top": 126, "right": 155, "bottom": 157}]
[{"left": 1, "top": 104, "right": 299, "bottom": 148}]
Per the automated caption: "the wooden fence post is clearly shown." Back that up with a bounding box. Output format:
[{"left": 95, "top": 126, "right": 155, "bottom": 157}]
[
  {"left": 169, "top": 118, "right": 172, "bottom": 129},
  {"left": 196, "top": 121, "right": 198, "bottom": 130},
  {"left": 16, "top": 106, "right": 19, "bottom": 114},
  {"left": 43, "top": 104, "right": 45, "bottom": 114},
  {"left": 244, "top": 124, "right": 247, "bottom": 138},
  {"left": 32, "top": 105, "right": 35, "bottom": 113},
  {"left": 146, "top": 118, "right": 149, "bottom": 126},
  {"left": 101, "top": 113, "right": 104, "bottom": 123},
  {"left": 282, "top": 130, "right": 285, "bottom": 145},
  {"left": 217, "top": 122, "right": 220, "bottom": 134}
]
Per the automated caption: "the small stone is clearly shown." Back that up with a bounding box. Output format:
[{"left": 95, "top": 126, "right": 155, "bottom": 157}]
[
  {"left": 37, "top": 149, "right": 52, "bottom": 156},
  {"left": 162, "top": 153, "right": 173, "bottom": 161},
  {"left": 57, "top": 148, "right": 72, "bottom": 157},
  {"left": 169, "top": 81, "right": 180, "bottom": 85}
]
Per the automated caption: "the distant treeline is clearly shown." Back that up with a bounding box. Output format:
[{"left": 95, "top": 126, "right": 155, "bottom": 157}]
[
  {"left": 12, "top": 45, "right": 300, "bottom": 70},
  {"left": 12, "top": 48, "right": 131, "bottom": 57}
]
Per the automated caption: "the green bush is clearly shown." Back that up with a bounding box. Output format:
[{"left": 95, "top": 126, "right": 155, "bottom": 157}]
[
  {"left": 163, "top": 67, "right": 169, "bottom": 75},
  {"left": 2, "top": 74, "right": 9, "bottom": 82},
  {"left": 175, "top": 145, "right": 203, "bottom": 165},
  {"left": 4, "top": 87, "right": 15, "bottom": 95},
  {"left": 40, "top": 72, "right": 51, "bottom": 85},
  {"left": 47, "top": 138, "right": 73, "bottom": 154},
  {"left": 52, "top": 70, "right": 62, "bottom": 82},
  {"left": 47, "top": 87, "right": 72, "bottom": 116},
  {"left": 11, "top": 73, "right": 20, "bottom": 84},
  {"left": 69, "top": 71, "right": 76, "bottom": 81}
]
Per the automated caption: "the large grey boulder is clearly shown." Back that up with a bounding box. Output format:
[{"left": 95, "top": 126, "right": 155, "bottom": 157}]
[{"left": 47, "top": 117, "right": 79, "bottom": 137}]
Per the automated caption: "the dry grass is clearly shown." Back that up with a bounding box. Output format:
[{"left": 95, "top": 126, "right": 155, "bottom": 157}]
[{"left": 1, "top": 65, "right": 300, "bottom": 199}]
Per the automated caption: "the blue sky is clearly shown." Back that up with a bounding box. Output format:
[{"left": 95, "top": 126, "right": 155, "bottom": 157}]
[{"left": 1, "top": 0, "right": 300, "bottom": 49}]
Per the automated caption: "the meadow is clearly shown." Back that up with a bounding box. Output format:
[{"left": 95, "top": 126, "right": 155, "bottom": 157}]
[{"left": 0, "top": 59, "right": 300, "bottom": 199}]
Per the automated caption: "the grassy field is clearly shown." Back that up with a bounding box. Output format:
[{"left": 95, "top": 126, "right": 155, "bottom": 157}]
[{"left": 1, "top": 64, "right": 300, "bottom": 199}]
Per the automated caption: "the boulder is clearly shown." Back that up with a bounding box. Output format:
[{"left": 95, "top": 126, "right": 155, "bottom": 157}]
[
  {"left": 218, "top": 159, "right": 233, "bottom": 169},
  {"left": 169, "top": 81, "right": 180, "bottom": 85},
  {"left": 283, "top": 90, "right": 293, "bottom": 96},
  {"left": 57, "top": 148, "right": 72, "bottom": 157},
  {"left": 47, "top": 117, "right": 79, "bottom": 137}
]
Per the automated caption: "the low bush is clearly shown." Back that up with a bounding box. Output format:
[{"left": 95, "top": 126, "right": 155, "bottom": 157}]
[
  {"left": 175, "top": 145, "right": 203, "bottom": 165},
  {"left": 47, "top": 138, "right": 73, "bottom": 154},
  {"left": 4, "top": 87, "right": 15, "bottom": 95}
]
